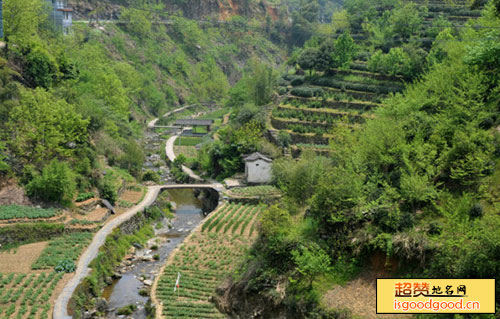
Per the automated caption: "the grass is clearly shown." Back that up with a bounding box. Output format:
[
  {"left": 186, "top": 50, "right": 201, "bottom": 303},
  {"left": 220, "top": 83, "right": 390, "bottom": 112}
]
[
  {"left": 174, "top": 145, "right": 198, "bottom": 159},
  {"left": 31, "top": 232, "right": 94, "bottom": 270},
  {"left": 176, "top": 136, "right": 203, "bottom": 146},
  {"left": 155, "top": 203, "right": 265, "bottom": 319},
  {"left": 198, "top": 108, "right": 230, "bottom": 120},
  {"left": 0, "top": 205, "right": 60, "bottom": 220}
]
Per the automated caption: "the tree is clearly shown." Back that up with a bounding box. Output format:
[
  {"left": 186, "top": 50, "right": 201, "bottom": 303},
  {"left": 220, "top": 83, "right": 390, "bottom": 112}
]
[
  {"left": 297, "top": 48, "right": 319, "bottom": 75},
  {"left": 118, "top": 139, "right": 144, "bottom": 178},
  {"left": 3, "top": 0, "right": 45, "bottom": 45},
  {"left": 7, "top": 88, "right": 89, "bottom": 168},
  {"left": 291, "top": 245, "right": 331, "bottom": 287},
  {"left": 26, "top": 160, "right": 76, "bottom": 205},
  {"left": 388, "top": 3, "right": 425, "bottom": 40},
  {"left": 120, "top": 8, "right": 152, "bottom": 39},
  {"left": 333, "top": 32, "right": 357, "bottom": 68}
]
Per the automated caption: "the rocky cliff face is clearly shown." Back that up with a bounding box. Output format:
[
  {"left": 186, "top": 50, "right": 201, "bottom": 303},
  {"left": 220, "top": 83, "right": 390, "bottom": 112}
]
[{"left": 69, "top": 0, "right": 272, "bottom": 21}]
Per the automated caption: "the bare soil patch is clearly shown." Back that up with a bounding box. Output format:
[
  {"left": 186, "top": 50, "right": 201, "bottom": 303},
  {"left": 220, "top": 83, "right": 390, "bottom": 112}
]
[
  {"left": 119, "top": 189, "right": 144, "bottom": 204},
  {"left": 323, "top": 271, "right": 411, "bottom": 319},
  {"left": 0, "top": 241, "right": 48, "bottom": 273},
  {"left": 77, "top": 207, "right": 109, "bottom": 222},
  {"left": 0, "top": 182, "right": 31, "bottom": 206}
]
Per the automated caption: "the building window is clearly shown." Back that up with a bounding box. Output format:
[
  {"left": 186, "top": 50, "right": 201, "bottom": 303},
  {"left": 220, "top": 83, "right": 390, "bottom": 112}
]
[{"left": 64, "top": 12, "right": 69, "bottom": 20}]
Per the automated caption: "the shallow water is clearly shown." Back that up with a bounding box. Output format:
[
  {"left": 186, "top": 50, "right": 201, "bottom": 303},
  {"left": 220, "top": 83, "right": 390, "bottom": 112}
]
[{"left": 104, "top": 189, "right": 206, "bottom": 319}]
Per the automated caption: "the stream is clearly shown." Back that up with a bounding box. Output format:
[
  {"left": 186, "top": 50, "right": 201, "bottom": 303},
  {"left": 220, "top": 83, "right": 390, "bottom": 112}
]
[{"left": 102, "top": 188, "right": 207, "bottom": 318}]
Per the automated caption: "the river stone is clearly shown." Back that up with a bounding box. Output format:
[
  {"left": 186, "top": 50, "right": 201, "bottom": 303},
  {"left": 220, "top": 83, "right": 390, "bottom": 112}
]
[
  {"left": 143, "top": 280, "right": 153, "bottom": 286},
  {"left": 95, "top": 298, "right": 108, "bottom": 312}
]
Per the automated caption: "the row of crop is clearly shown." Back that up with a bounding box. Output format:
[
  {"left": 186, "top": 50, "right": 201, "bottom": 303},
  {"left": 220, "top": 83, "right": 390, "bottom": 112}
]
[
  {"left": 156, "top": 267, "right": 224, "bottom": 319},
  {"left": 329, "top": 67, "right": 403, "bottom": 82},
  {"left": 229, "top": 186, "right": 280, "bottom": 197},
  {"left": 201, "top": 203, "right": 234, "bottom": 232},
  {"left": 0, "top": 272, "right": 62, "bottom": 319},
  {"left": 0, "top": 205, "right": 60, "bottom": 220},
  {"left": 273, "top": 107, "right": 366, "bottom": 123},
  {"left": 273, "top": 109, "right": 341, "bottom": 125},
  {"left": 238, "top": 206, "right": 260, "bottom": 236},
  {"left": 290, "top": 86, "right": 381, "bottom": 102},
  {"left": 214, "top": 204, "right": 243, "bottom": 233},
  {"left": 284, "top": 96, "right": 379, "bottom": 111},
  {"left": 310, "top": 77, "right": 403, "bottom": 95},
  {"left": 271, "top": 117, "right": 332, "bottom": 135}
]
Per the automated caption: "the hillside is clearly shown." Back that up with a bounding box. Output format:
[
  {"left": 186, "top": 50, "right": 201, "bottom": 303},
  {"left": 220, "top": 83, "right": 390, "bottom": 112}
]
[
  {"left": 214, "top": 1, "right": 500, "bottom": 319},
  {"left": 0, "top": 0, "right": 287, "bottom": 206},
  {"left": 273, "top": 0, "right": 487, "bottom": 156}
]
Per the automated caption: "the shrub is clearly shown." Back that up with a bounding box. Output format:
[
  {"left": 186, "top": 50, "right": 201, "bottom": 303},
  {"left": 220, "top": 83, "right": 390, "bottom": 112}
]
[
  {"left": 76, "top": 192, "right": 95, "bottom": 202},
  {"left": 22, "top": 44, "right": 58, "bottom": 88},
  {"left": 98, "top": 175, "right": 118, "bottom": 205},
  {"left": 54, "top": 260, "right": 76, "bottom": 273},
  {"left": 117, "top": 304, "right": 137, "bottom": 315},
  {"left": 291, "top": 87, "right": 314, "bottom": 98},
  {"left": 290, "top": 77, "right": 304, "bottom": 86},
  {"left": 26, "top": 160, "right": 76, "bottom": 205},
  {"left": 142, "top": 170, "right": 160, "bottom": 183}
]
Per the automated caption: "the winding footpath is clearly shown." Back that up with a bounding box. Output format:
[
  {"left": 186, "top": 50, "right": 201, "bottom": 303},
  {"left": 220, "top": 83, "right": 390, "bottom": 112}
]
[
  {"left": 147, "top": 105, "right": 194, "bottom": 129},
  {"left": 165, "top": 134, "right": 204, "bottom": 181},
  {"left": 53, "top": 186, "right": 163, "bottom": 319}
]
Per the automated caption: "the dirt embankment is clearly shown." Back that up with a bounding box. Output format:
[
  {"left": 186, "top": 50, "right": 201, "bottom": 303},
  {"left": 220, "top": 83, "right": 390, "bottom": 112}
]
[{"left": 0, "top": 181, "right": 31, "bottom": 206}]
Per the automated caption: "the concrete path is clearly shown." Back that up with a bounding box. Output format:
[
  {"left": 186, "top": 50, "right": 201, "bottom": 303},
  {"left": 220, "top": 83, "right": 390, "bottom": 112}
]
[
  {"left": 52, "top": 183, "right": 227, "bottom": 319},
  {"left": 53, "top": 186, "right": 162, "bottom": 319},
  {"left": 165, "top": 135, "right": 204, "bottom": 182},
  {"left": 147, "top": 105, "right": 194, "bottom": 129}
]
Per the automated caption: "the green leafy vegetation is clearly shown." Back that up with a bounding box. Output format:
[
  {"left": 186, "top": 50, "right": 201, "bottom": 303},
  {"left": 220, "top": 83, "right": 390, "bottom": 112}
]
[
  {"left": 0, "top": 272, "right": 63, "bottom": 319},
  {"left": 0, "top": 205, "right": 59, "bottom": 220},
  {"left": 155, "top": 203, "right": 264, "bottom": 318},
  {"left": 228, "top": 186, "right": 281, "bottom": 197},
  {"left": 0, "top": 0, "right": 284, "bottom": 204},
  {"left": 31, "top": 232, "right": 94, "bottom": 270}
]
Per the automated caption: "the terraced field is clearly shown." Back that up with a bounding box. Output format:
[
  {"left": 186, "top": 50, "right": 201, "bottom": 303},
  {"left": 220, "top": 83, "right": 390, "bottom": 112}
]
[
  {"left": 274, "top": 0, "right": 482, "bottom": 155},
  {"left": 154, "top": 203, "right": 265, "bottom": 319},
  {"left": 0, "top": 272, "right": 64, "bottom": 319}
]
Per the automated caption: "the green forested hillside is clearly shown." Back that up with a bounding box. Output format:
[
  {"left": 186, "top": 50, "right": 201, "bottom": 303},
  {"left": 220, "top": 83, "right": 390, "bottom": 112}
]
[
  {"left": 220, "top": 1, "right": 500, "bottom": 318},
  {"left": 0, "top": 0, "right": 284, "bottom": 204}
]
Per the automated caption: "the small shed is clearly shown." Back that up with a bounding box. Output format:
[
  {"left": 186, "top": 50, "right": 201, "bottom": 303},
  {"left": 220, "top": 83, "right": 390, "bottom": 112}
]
[{"left": 243, "top": 152, "right": 273, "bottom": 184}]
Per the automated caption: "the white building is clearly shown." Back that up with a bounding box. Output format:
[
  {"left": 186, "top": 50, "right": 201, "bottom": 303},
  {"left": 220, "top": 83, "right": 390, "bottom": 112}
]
[
  {"left": 46, "top": 0, "right": 72, "bottom": 34},
  {"left": 243, "top": 152, "right": 272, "bottom": 184}
]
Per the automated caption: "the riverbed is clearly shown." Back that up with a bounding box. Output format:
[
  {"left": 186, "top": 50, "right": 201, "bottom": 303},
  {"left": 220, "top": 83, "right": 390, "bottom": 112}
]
[{"left": 103, "top": 188, "right": 206, "bottom": 318}]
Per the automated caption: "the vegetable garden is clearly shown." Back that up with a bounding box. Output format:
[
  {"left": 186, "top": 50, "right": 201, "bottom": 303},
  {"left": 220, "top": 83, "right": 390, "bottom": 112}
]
[
  {"left": 0, "top": 272, "right": 64, "bottom": 318},
  {"left": 228, "top": 186, "right": 281, "bottom": 197},
  {"left": 0, "top": 205, "right": 61, "bottom": 220},
  {"left": 155, "top": 203, "right": 265, "bottom": 319},
  {"left": 31, "top": 232, "right": 94, "bottom": 270}
]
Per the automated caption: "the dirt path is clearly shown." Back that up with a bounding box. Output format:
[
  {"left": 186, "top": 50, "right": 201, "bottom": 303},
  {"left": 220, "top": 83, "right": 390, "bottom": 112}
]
[{"left": 52, "top": 185, "right": 162, "bottom": 319}]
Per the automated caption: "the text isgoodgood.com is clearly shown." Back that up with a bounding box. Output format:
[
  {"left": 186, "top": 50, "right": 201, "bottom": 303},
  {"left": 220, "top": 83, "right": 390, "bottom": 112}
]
[{"left": 394, "top": 298, "right": 480, "bottom": 312}]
